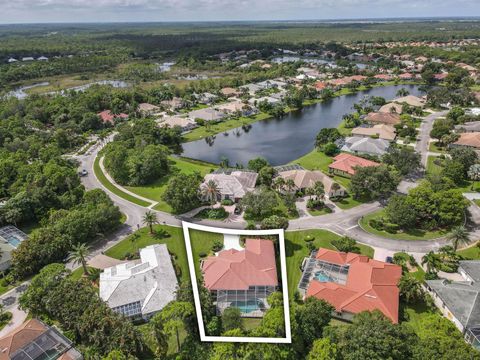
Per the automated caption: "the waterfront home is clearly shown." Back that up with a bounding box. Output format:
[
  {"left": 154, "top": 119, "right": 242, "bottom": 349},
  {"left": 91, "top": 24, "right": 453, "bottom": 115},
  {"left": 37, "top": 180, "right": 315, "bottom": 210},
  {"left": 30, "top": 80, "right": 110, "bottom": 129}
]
[
  {"left": 425, "top": 260, "right": 480, "bottom": 349},
  {"left": 0, "top": 319, "right": 83, "bottom": 360},
  {"left": 452, "top": 132, "right": 480, "bottom": 149},
  {"left": 351, "top": 124, "right": 396, "bottom": 141},
  {"left": 248, "top": 96, "right": 280, "bottom": 106},
  {"left": 99, "top": 244, "right": 178, "bottom": 320},
  {"left": 97, "top": 110, "right": 128, "bottom": 125},
  {"left": 341, "top": 136, "right": 390, "bottom": 156},
  {"left": 328, "top": 153, "right": 380, "bottom": 177},
  {"left": 365, "top": 112, "right": 401, "bottom": 126},
  {"left": 378, "top": 102, "right": 403, "bottom": 114},
  {"left": 216, "top": 100, "right": 255, "bottom": 116},
  {"left": 158, "top": 116, "right": 197, "bottom": 131},
  {"left": 299, "top": 248, "right": 401, "bottom": 323},
  {"left": 37, "top": 56, "right": 48, "bottom": 61},
  {"left": 201, "top": 169, "right": 258, "bottom": 202},
  {"left": 393, "top": 95, "right": 426, "bottom": 108},
  {"left": 374, "top": 74, "right": 393, "bottom": 81},
  {"left": 160, "top": 97, "right": 184, "bottom": 111},
  {"left": 7, "top": 58, "right": 18, "bottom": 63},
  {"left": 398, "top": 72, "right": 414, "bottom": 80},
  {"left": 276, "top": 169, "right": 345, "bottom": 198},
  {"left": 188, "top": 107, "right": 225, "bottom": 122},
  {"left": 22, "top": 57, "right": 34, "bottom": 61},
  {"left": 202, "top": 238, "right": 278, "bottom": 317}
]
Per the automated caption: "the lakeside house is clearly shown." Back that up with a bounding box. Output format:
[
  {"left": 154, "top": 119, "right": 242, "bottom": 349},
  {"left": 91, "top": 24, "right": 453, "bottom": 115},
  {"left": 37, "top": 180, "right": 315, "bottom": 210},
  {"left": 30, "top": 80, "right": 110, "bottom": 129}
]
[
  {"left": 201, "top": 169, "right": 258, "bottom": 202},
  {"left": 188, "top": 108, "right": 225, "bottom": 122},
  {"left": 351, "top": 124, "right": 396, "bottom": 141},
  {"left": 328, "top": 153, "right": 380, "bottom": 177},
  {"left": 0, "top": 319, "right": 83, "bottom": 360},
  {"left": 374, "top": 74, "right": 393, "bottom": 81},
  {"left": 393, "top": 95, "right": 426, "bottom": 108},
  {"left": 298, "top": 248, "right": 401, "bottom": 323},
  {"left": 452, "top": 132, "right": 480, "bottom": 149},
  {"left": 99, "top": 244, "right": 178, "bottom": 320},
  {"left": 425, "top": 260, "right": 480, "bottom": 349},
  {"left": 341, "top": 136, "right": 390, "bottom": 156},
  {"left": 157, "top": 116, "right": 197, "bottom": 131},
  {"left": 0, "top": 226, "right": 28, "bottom": 271},
  {"left": 160, "top": 97, "right": 184, "bottom": 111},
  {"left": 276, "top": 169, "right": 345, "bottom": 198},
  {"left": 378, "top": 102, "right": 403, "bottom": 114},
  {"left": 202, "top": 238, "right": 278, "bottom": 317},
  {"left": 365, "top": 112, "right": 401, "bottom": 126},
  {"left": 97, "top": 110, "right": 128, "bottom": 125},
  {"left": 216, "top": 100, "right": 256, "bottom": 116}
]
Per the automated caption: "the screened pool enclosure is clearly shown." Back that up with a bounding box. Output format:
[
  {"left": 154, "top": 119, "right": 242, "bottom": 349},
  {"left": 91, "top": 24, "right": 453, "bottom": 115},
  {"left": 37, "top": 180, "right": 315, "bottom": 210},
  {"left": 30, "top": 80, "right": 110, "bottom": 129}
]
[{"left": 214, "top": 286, "right": 276, "bottom": 317}]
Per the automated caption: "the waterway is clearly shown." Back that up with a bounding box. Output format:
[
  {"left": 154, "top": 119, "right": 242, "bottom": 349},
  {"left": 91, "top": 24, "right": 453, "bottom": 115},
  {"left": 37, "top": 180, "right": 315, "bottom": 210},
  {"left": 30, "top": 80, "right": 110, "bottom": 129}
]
[{"left": 181, "top": 84, "right": 424, "bottom": 166}]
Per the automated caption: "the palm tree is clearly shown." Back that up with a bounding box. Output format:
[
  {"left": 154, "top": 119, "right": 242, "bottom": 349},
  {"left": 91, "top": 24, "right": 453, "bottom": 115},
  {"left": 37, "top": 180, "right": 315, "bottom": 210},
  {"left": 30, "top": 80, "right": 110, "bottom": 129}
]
[
  {"left": 421, "top": 251, "right": 441, "bottom": 274},
  {"left": 313, "top": 181, "right": 325, "bottom": 200},
  {"left": 331, "top": 182, "right": 341, "bottom": 197},
  {"left": 398, "top": 276, "right": 422, "bottom": 304},
  {"left": 273, "top": 177, "right": 285, "bottom": 192},
  {"left": 68, "top": 243, "right": 91, "bottom": 275},
  {"left": 468, "top": 164, "right": 480, "bottom": 191},
  {"left": 285, "top": 179, "right": 296, "bottom": 193},
  {"left": 202, "top": 180, "right": 220, "bottom": 205},
  {"left": 143, "top": 210, "right": 158, "bottom": 234},
  {"left": 449, "top": 225, "right": 469, "bottom": 251},
  {"left": 396, "top": 88, "right": 409, "bottom": 97}
]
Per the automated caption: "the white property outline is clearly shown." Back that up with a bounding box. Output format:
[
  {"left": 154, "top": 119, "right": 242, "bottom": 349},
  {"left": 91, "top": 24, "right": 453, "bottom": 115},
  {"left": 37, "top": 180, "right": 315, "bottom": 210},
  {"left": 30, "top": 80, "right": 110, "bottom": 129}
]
[{"left": 182, "top": 222, "right": 292, "bottom": 344}]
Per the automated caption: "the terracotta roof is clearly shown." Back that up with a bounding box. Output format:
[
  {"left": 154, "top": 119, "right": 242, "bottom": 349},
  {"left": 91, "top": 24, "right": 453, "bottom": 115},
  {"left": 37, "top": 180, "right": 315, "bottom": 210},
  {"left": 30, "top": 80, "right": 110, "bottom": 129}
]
[
  {"left": 0, "top": 319, "right": 47, "bottom": 360},
  {"left": 374, "top": 74, "right": 393, "bottom": 81},
  {"left": 97, "top": 110, "right": 128, "bottom": 124},
  {"left": 314, "top": 81, "right": 328, "bottom": 90},
  {"left": 453, "top": 132, "right": 480, "bottom": 148},
  {"left": 306, "top": 248, "right": 402, "bottom": 323},
  {"left": 350, "top": 124, "right": 396, "bottom": 141},
  {"left": 202, "top": 239, "right": 278, "bottom": 291},
  {"left": 434, "top": 73, "right": 448, "bottom": 80},
  {"left": 378, "top": 102, "right": 403, "bottom": 114},
  {"left": 328, "top": 153, "right": 380, "bottom": 176},
  {"left": 365, "top": 112, "right": 401, "bottom": 125},
  {"left": 398, "top": 72, "right": 414, "bottom": 79}
]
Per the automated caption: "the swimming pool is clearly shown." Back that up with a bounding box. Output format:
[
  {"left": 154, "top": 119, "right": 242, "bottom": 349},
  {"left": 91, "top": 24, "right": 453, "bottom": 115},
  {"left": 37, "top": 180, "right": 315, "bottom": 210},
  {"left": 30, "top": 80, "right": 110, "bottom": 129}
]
[
  {"left": 314, "top": 271, "right": 333, "bottom": 283},
  {"left": 7, "top": 237, "right": 21, "bottom": 247},
  {"left": 230, "top": 300, "right": 262, "bottom": 313}
]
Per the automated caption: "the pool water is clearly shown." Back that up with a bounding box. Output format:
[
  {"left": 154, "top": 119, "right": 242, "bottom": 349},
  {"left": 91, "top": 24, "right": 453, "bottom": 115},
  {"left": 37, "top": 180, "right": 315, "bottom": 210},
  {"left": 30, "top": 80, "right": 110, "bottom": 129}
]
[
  {"left": 314, "top": 271, "right": 333, "bottom": 282},
  {"left": 230, "top": 300, "right": 261, "bottom": 313},
  {"left": 7, "top": 237, "right": 21, "bottom": 247}
]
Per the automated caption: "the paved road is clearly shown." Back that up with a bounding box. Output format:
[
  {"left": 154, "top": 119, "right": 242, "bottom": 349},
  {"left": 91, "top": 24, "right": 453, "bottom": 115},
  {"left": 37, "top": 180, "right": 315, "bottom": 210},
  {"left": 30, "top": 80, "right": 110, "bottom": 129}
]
[{"left": 415, "top": 110, "right": 448, "bottom": 167}]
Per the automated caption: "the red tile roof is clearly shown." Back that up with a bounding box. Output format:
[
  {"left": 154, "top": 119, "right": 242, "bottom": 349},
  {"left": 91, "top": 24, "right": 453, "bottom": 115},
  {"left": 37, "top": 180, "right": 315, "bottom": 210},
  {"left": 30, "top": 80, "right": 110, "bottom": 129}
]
[
  {"left": 374, "top": 74, "right": 393, "bottom": 81},
  {"left": 202, "top": 239, "right": 278, "bottom": 291},
  {"left": 306, "top": 249, "right": 402, "bottom": 323},
  {"left": 328, "top": 153, "right": 380, "bottom": 176},
  {"left": 314, "top": 81, "right": 328, "bottom": 90},
  {"left": 97, "top": 110, "right": 128, "bottom": 124},
  {"left": 0, "top": 319, "right": 48, "bottom": 360}
]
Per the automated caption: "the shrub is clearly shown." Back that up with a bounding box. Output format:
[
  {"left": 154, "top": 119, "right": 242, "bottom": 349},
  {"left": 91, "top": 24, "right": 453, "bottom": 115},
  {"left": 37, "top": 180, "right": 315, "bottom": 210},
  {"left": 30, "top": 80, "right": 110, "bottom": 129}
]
[
  {"left": 245, "top": 221, "right": 256, "bottom": 230},
  {"left": 369, "top": 219, "right": 384, "bottom": 231},
  {"left": 261, "top": 215, "right": 289, "bottom": 230},
  {"left": 331, "top": 236, "right": 360, "bottom": 253},
  {"left": 304, "top": 235, "right": 315, "bottom": 242},
  {"left": 384, "top": 223, "right": 399, "bottom": 233},
  {"left": 307, "top": 198, "right": 324, "bottom": 209},
  {"left": 199, "top": 252, "right": 207, "bottom": 258},
  {"left": 221, "top": 199, "right": 234, "bottom": 206},
  {"left": 212, "top": 239, "right": 223, "bottom": 252},
  {"left": 306, "top": 242, "right": 316, "bottom": 252},
  {"left": 198, "top": 207, "right": 228, "bottom": 220}
]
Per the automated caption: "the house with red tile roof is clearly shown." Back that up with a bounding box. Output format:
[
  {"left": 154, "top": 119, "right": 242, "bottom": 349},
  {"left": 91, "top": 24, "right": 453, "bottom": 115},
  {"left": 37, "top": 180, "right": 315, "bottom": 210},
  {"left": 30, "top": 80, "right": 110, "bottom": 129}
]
[
  {"left": 299, "top": 248, "right": 402, "bottom": 323},
  {"left": 97, "top": 110, "right": 128, "bottom": 125},
  {"left": 328, "top": 153, "right": 380, "bottom": 177},
  {"left": 202, "top": 238, "right": 278, "bottom": 317},
  {"left": 374, "top": 74, "right": 393, "bottom": 81},
  {"left": 0, "top": 319, "right": 83, "bottom": 360}
]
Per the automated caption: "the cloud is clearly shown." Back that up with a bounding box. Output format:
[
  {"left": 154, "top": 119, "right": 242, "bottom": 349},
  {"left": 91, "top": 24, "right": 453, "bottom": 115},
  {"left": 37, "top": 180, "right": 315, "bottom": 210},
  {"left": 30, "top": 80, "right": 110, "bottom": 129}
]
[{"left": 0, "top": 0, "right": 479, "bottom": 23}]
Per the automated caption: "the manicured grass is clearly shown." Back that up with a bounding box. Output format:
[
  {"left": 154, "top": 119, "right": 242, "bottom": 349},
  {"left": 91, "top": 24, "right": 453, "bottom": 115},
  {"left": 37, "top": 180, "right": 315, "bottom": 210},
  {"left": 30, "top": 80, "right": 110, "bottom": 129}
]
[
  {"left": 189, "top": 229, "right": 224, "bottom": 279},
  {"left": 105, "top": 225, "right": 190, "bottom": 283},
  {"left": 426, "top": 156, "right": 478, "bottom": 192},
  {"left": 0, "top": 312, "right": 12, "bottom": 332},
  {"left": 285, "top": 229, "right": 374, "bottom": 299},
  {"left": 457, "top": 243, "right": 480, "bottom": 259},
  {"left": 291, "top": 149, "right": 351, "bottom": 189},
  {"left": 242, "top": 318, "right": 262, "bottom": 331},
  {"left": 308, "top": 207, "right": 333, "bottom": 216},
  {"left": 360, "top": 209, "right": 448, "bottom": 241},
  {"left": 127, "top": 156, "right": 217, "bottom": 213},
  {"left": 428, "top": 141, "right": 445, "bottom": 154},
  {"left": 183, "top": 113, "right": 271, "bottom": 142},
  {"left": 426, "top": 155, "right": 443, "bottom": 175},
  {"left": 93, "top": 156, "right": 151, "bottom": 207},
  {"left": 475, "top": 199, "right": 480, "bottom": 207},
  {"left": 69, "top": 266, "right": 95, "bottom": 281},
  {"left": 331, "top": 195, "right": 364, "bottom": 210}
]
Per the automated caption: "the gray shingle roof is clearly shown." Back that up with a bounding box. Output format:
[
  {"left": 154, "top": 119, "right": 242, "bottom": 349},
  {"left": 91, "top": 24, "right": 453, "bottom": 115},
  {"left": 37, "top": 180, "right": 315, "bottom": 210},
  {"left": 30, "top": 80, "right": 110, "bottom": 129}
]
[{"left": 460, "top": 260, "right": 480, "bottom": 282}]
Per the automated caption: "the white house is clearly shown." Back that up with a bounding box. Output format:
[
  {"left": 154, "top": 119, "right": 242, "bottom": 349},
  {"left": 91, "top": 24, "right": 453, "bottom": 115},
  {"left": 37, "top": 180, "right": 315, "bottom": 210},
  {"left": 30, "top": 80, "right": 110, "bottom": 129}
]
[{"left": 99, "top": 244, "right": 178, "bottom": 320}]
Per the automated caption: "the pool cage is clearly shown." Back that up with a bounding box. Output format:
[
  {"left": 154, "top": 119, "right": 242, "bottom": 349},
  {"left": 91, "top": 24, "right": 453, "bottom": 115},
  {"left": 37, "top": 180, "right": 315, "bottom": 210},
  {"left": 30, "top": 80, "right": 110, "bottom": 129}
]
[
  {"left": 214, "top": 286, "right": 276, "bottom": 318},
  {"left": 465, "top": 326, "right": 480, "bottom": 350},
  {"left": 0, "top": 225, "right": 28, "bottom": 248},
  {"left": 298, "top": 254, "right": 350, "bottom": 295}
]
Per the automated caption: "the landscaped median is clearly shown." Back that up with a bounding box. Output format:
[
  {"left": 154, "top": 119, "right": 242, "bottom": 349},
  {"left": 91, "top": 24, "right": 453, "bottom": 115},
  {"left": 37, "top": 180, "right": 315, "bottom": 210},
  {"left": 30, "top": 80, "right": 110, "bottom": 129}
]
[
  {"left": 359, "top": 209, "right": 449, "bottom": 241},
  {"left": 93, "top": 156, "right": 152, "bottom": 207}
]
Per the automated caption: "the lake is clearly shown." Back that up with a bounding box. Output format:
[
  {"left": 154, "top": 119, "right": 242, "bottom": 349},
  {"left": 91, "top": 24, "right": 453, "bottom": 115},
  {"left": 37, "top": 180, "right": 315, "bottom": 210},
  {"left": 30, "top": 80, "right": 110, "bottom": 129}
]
[{"left": 181, "top": 84, "right": 424, "bottom": 166}]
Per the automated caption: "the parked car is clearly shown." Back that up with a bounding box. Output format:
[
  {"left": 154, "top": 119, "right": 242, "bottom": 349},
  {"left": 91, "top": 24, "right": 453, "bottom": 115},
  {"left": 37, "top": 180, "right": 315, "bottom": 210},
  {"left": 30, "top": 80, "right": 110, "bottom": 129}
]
[
  {"left": 386, "top": 256, "right": 393, "bottom": 263},
  {"left": 234, "top": 206, "right": 242, "bottom": 215},
  {"left": 79, "top": 169, "right": 88, "bottom": 177}
]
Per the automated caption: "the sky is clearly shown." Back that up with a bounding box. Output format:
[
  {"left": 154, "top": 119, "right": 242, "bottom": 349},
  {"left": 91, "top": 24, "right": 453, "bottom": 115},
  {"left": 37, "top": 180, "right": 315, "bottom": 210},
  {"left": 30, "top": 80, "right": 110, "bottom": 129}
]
[{"left": 0, "top": 0, "right": 479, "bottom": 24}]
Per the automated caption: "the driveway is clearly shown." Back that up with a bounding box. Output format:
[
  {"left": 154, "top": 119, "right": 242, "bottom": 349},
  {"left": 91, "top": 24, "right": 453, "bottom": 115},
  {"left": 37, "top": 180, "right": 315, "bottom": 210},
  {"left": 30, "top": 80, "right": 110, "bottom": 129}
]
[
  {"left": 415, "top": 110, "right": 448, "bottom": 168},
  {"left": 223, "top": 234, "right": 242, "bottom": 251}
]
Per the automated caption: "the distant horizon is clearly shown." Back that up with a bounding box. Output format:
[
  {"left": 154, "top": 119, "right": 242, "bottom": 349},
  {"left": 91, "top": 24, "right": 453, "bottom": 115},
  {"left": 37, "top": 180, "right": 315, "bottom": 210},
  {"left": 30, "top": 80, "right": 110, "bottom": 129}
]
[
  {"left": 2, "top": 15, "right": 480, "bottom": 26},
  {"left": 2, "top": 0, "right": 479, "bottom": 25}
]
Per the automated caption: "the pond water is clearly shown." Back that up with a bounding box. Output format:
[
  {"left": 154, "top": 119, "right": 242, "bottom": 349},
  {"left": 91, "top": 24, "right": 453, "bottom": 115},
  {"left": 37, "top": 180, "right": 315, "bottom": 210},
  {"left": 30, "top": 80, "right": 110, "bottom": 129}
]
[{"left": 181, "top": 84, "right": 424, "bottom": 166}]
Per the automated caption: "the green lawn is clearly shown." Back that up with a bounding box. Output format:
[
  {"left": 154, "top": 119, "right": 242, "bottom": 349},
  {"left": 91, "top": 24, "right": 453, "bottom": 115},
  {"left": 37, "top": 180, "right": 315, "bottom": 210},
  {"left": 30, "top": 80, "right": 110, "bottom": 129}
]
[
  {"left": 457, "top": 243, "right": 480, "bottom": 259},
  {"left": 426, "top": 155, "right": 443, "bottom": 175},
  {"left": 360, "top": 209, "right": 449, "bottom": 241},
  {"left": 285, "top": 229, "right": 374, "bottom": 299},
  {"left": 126, "top": 156, "right": 217, "bottom": 213},
  {"left": 331, "top": 195, "right": 364, "bottom": 210},
  {"left": 426, "top": 156, "right": 478, "bottom": 192},
  {"left": 183, "top": 113, "right": 271, "bottom": 142},
  {"left": 308, "top": 207, "right": 333, "bottom": 216},
  {"left": 428, "top": 142, "right": 445, "bottom": 154},
  {"left": 105, "top": 225, "right": 190, "bottom": 283},
  {"left": 189, "top": 229, "right": 224, "bottom": 279},
  {"left": 242, "top": 318, "right": 262, "bottom": 331},
  {"left": 403, "top": 301, "right": 433, "bottom": 335},
  {"left": 93, "top": 156, "right": 151, "bottom": 207}
]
